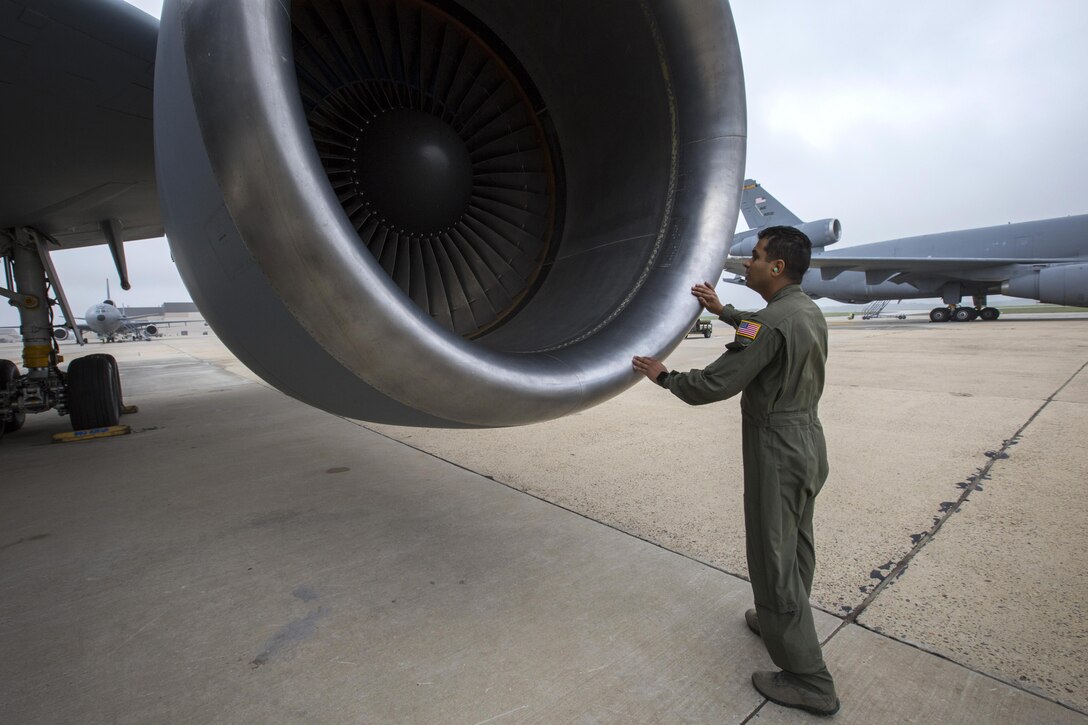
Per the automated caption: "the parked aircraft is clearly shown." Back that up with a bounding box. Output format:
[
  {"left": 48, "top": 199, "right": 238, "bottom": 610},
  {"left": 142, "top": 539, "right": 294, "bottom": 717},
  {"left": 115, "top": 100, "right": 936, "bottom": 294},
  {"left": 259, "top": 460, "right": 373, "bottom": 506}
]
[
  {"left": 1, "top": 0, "right": 745, "bottom": 435},
  {"left": 728, "top": 180, "right": 1088, "bottom": 322},
  {"left": 62, "top": 299, "right": 177, "bottom": 343},
  {"left": 76, "top": 298, "right": 158, "bottom": 342},
  {"left": 50, "top": 282, "right": 199, "bottom": 343}
]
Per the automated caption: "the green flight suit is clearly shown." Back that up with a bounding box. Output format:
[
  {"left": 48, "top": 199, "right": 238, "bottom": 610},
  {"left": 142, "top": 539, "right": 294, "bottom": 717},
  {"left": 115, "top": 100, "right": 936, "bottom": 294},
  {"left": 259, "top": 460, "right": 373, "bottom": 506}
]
[{"left": 662, "top": 284, "right": 834, "bottom": 695}]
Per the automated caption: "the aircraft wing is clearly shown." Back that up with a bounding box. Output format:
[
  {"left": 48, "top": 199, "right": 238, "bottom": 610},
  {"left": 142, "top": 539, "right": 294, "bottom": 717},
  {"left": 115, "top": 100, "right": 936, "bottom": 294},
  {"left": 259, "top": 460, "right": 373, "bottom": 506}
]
[
  {"left": 118, "top": 317, "right": 201, "bottom": 330},
  {"left": 724, "top": 254, "right": 1084, "bottom": 281},
  {"left": 807, "top": 255, "right": 1084, "bottom": 283},
  {"left": 0, "top": 0, "right": 161, "bottom": 249},
  {"left": 808, "top": 256, "right": 1083, "bottom": 271},
  {"left": 125, "top": 319, "right": 203, "bottom": 327}
]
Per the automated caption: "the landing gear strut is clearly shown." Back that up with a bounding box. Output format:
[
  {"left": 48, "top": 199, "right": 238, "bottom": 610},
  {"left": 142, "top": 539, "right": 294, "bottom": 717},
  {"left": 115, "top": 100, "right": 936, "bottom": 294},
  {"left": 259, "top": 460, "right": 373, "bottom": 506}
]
[{"left": 1, "top": 228, "right": 128, "bottom": 438}]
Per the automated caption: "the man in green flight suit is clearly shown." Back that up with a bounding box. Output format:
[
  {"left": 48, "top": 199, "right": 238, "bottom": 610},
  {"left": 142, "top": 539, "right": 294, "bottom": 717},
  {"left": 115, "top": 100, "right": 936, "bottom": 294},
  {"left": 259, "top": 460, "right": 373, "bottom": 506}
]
[{"left": 632, "top": 225, "right": 839, "bottom": 717}]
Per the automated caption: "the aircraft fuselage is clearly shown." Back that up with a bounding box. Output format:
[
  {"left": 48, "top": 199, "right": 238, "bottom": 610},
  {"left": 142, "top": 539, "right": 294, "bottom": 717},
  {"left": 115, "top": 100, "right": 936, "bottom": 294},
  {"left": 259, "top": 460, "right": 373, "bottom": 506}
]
[
  {"left": 85, "top": 302, "right": 125, "bottom": 337},
  {"left": 803, "top": 214, "right": 1088, "bottom": 305},
  {"left": 820, "top": 215, "right": 1086, "bottom": 262}
]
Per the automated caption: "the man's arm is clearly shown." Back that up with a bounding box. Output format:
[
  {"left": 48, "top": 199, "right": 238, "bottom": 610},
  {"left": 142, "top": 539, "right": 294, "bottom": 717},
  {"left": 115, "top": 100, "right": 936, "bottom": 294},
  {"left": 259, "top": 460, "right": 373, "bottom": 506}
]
[
  {"left": 692, "top": 282, "right": 751, "bottom": 328},
  {"left": 665, "top": 326, "right": 782, "bottom": 405},
  {"left": 718, "top": 304, "right": 753, "bottom": 328}
]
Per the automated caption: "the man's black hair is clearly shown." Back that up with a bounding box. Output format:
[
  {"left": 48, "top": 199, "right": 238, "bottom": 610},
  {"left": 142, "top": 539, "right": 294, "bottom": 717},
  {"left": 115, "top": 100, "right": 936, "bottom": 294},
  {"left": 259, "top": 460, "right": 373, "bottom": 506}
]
[{"left": 757, "top": 225, "right": 812, "bottom": 283}]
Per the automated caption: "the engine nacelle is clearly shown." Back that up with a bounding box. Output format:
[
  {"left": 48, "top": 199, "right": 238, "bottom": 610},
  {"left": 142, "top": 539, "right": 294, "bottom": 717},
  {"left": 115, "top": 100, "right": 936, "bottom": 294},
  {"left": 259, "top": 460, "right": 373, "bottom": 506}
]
[
  {"left": 729, "top": 218, "right": 841, "bottom": 257},
  {"left": 728, "top": 230, "right": 758, "bottom": 258},
  {"left": 143, "top": 324, "right": 159, "bottom": 337},
  {"left": 1002, "top": 263, "right": 1088, "bottom": 307},
  {"left": 155, "top": 0, "right": 746, "bottom": 427},
  {"left": 795, "top": 218, "right": 843, "bottom": 249},
  {"left": 53, "top": 328, "right": 69, "bottom": 341}
]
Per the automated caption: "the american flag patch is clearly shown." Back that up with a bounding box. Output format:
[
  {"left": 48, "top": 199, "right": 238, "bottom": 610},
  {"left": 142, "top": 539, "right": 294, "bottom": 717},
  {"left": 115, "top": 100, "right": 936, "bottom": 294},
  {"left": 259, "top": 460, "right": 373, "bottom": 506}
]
[{"left": 737, "top": 320, "right": 762, "bottom": 340}]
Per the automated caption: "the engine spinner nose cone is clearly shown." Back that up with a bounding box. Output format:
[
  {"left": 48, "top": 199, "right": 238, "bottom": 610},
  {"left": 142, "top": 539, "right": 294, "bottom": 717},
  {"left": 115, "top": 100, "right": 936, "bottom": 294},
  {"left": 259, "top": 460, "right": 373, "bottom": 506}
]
[{"left": 354, "top": 109, "right": 473, "bottom": 235}]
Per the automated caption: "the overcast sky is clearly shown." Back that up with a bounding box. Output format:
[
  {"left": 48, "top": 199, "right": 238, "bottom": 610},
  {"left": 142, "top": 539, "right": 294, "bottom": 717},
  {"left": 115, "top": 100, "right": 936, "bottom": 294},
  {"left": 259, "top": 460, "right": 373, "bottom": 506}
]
[{"left": 5, "top": 0, "right": 1085, "bottom": 325}]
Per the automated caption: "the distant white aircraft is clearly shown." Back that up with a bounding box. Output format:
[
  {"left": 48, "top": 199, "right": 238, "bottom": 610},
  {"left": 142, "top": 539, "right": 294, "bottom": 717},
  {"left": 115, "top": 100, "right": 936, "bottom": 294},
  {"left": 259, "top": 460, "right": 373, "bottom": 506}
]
[{"left": 52, "top": 282, "right": 200, "bottom": 343}]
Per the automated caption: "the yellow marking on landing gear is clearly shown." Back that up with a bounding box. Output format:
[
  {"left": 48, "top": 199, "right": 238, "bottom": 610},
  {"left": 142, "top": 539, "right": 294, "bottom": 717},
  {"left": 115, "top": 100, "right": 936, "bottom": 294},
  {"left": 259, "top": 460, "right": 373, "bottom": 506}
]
[
  {"left": 52, "top": 424, "right": 131, "bottom": 443},
  {"left": 22, "top": 344, "right": 51, "bottom": 369}
]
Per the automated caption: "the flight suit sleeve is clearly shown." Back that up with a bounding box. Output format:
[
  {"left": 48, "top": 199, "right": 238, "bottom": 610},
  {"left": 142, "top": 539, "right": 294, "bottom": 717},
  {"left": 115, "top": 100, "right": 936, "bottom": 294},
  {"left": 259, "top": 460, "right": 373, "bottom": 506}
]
[
  {"left": 663, "top": 320, "right": 782, "bottom": 405},
  {"left": 719, "top": 304, "right": 755, "bottom": 328}
]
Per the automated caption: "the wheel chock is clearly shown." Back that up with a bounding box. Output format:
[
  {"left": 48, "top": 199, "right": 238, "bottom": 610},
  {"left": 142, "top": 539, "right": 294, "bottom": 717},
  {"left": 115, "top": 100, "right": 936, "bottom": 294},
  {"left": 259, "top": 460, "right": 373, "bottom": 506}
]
[
  {"left": 121, "top": 404, "right": 139, "bottom": 415},
  {"left": 52, "top": 424, "right": 131, "bottom": 443}
]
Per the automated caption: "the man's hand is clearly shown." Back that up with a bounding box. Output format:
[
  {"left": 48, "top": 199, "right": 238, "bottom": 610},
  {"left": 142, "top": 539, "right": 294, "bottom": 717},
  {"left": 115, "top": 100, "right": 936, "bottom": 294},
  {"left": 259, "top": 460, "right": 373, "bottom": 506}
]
[
  {"left": 692, "top": 281, "right": 724, "bottom": 316},
  {"left": 632, "top": 355, "right": 667, "bottom": 383}
]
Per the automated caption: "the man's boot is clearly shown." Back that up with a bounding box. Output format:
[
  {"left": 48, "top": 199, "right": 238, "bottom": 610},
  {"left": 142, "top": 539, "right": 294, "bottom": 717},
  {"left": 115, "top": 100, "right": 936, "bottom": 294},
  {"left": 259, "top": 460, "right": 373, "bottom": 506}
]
[
  {"left": 751, "top": 670, "right": 840, "bottom": 717},
  {"left": 744, "top": 608, "right": 760, "bottom": 636}
]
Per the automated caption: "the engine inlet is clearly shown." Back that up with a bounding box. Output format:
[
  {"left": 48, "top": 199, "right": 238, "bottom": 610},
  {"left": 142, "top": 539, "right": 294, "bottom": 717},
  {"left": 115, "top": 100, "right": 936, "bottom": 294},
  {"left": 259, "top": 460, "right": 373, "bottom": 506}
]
[{"left": 292, "top": 0, "right": 560, "bottom": 338}]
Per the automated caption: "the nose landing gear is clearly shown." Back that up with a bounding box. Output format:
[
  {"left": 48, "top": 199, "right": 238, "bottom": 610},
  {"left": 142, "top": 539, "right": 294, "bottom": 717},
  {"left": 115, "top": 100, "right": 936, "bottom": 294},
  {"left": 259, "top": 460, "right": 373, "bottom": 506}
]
[{"left": 2, "top": 228, "right": 133, "bottom": 440}]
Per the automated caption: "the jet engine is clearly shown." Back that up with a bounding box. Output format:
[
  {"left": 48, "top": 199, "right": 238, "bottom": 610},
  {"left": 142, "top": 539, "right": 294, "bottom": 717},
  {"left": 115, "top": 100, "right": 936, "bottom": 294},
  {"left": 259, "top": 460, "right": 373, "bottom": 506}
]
[
  {"left": 729, "top": 218, "right": 841, "bottom": 258},
  {"left": 155, "top": 0, "right": 746, "bottom": 427},
  {"left": 53, "top": 328, "right": 70, "bottom": 342},
  {"left": 1002, "top": 263, "right": 1088, "bottom": 307},
  {"left": 143, "top": 324, "right": 159, "bottom": 338},
  {"left": 795, "top": 219, "right": 843, "bottom": 249}
]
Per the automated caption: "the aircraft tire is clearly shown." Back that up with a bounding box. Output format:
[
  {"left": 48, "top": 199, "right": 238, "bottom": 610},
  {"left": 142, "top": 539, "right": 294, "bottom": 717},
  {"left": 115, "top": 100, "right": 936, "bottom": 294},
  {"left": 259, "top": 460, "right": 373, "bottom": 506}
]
[
  {"left": 1, "top": 359, "right": 26, "bottom": 436},
  {"left": 703, "top": 330, "right": 711, "bottom": 338},
  {"left": 67, "top": 355, "right": 121, "bottom": 431},
  {"left": 930, "top": 307, "right": 951, "bottom": 323},
  {"left": 952, "top": 307, "right": 975, "bottom": 322},
  {"left": 980, "top": 307, "right": 1000, "bottom": 321},
  {"left": 82, "top": 353, "right": 125, "bottom": 410}
]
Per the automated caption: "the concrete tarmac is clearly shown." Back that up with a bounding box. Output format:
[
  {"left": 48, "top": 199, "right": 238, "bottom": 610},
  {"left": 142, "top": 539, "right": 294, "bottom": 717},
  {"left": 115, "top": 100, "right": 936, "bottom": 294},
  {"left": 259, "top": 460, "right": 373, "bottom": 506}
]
[{"left": 1, "top": 314, "right": 1086, "bottom": 723}]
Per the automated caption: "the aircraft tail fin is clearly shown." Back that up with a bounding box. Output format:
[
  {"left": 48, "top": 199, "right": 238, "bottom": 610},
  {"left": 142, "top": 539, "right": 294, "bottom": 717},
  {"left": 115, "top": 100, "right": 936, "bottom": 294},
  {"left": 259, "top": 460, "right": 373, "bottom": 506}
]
[{"left": 741, "top": 179, "right": 803, "bottom": 229}]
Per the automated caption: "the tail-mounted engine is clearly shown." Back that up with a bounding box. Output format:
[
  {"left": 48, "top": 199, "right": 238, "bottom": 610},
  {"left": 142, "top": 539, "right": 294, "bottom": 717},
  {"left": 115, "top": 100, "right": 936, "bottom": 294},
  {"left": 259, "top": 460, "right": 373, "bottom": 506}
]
[{"left": 730, "top": 218, "right": 842, "bottom": 258}]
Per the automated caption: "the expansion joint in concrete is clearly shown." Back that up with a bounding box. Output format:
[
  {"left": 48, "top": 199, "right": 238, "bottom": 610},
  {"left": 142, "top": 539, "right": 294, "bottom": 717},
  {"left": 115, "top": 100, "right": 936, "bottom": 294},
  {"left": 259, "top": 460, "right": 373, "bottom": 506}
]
[{"left": 844, "top": 356, "right": 1088, "bottom": 626}]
